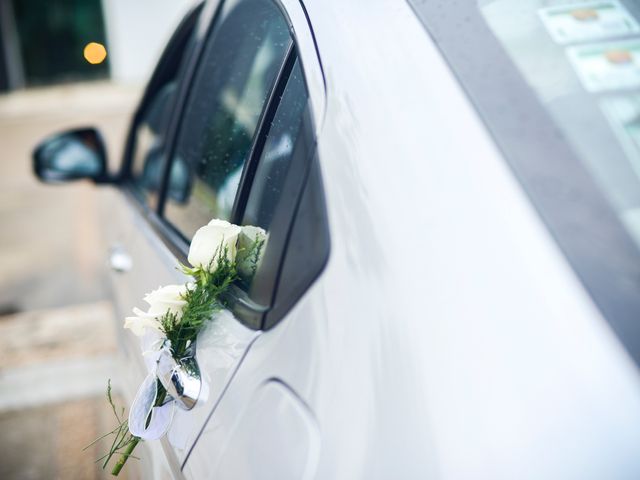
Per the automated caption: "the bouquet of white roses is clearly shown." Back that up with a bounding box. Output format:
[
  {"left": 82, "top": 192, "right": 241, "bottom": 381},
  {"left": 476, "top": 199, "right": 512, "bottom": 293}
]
[{"left": 86, "top": 218, "right": 264, "bottom": 476}]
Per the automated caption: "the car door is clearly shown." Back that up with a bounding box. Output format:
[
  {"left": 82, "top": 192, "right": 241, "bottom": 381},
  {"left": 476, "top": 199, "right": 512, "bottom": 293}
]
[
  {"left": 104, "top": 0, "right": 325, "bottom": 476},
  {"left": 154, "top": 0, "right": 329, "bottom": 476}
]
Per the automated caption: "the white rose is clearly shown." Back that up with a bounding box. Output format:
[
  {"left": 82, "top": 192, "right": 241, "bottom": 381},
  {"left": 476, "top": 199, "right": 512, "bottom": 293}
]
[
  {"left": 124, "top": 284, "right": 189, "bottom": 336},
  {"left": 188, "top": 219, "right": 241, "bottom": 272},
  {"left": 124, "top": 308, "right": 163, "bottom": 336},
  {"left": 237, "top": 225, "right": 267, "bottom": 279},
  {"left": 143, "top": 284, "right": 188, "bottom": 316}
]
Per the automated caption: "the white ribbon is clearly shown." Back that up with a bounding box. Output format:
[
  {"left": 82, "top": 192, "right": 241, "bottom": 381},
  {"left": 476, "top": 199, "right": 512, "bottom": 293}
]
[
  {"left": 128, "top": 373, "right": 175, "bottom": 440},
  {"left": 128, "top": 333, "right": 176, "bottom": 440}
]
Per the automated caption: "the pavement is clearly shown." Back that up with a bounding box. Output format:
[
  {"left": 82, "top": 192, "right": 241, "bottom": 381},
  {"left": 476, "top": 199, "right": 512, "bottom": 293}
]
[{"left": 0, "top": 81, "right": 141, "bottom": 479}]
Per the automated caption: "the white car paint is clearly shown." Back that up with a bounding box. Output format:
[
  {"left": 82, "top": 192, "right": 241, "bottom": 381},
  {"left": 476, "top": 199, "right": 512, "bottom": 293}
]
[{"left": 102, "top": 0, "right": 640, "bottom": 479}]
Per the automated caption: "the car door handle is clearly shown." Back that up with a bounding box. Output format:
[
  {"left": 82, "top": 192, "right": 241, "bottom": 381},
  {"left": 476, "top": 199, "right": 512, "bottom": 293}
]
[{"left": 109, "top": 245, "right": 133, "bottom": 273}]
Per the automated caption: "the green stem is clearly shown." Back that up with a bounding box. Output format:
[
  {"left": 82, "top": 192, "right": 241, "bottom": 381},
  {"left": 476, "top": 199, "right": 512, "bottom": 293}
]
[
  {"left": 111, "top": 438, "right": 139, "bottom": 476},
  {"left": 110, "top": 386, "right": 167, "bottom": 476}
]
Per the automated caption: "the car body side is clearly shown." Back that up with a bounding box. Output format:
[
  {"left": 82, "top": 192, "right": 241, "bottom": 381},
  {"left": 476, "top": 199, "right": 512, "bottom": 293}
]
[{"left": 103, "top": 0, "right": 640, "bottom": 478}]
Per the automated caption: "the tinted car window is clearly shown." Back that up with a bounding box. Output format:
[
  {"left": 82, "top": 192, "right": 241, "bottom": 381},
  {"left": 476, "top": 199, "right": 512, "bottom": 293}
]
[
  {"left": 126, "top": 4, "right": 201, "bottom": 205},
  {"left": 264, "top": 157, "right": 330, "bottom": 329},
  {"left": 237, "top": 60, "right": 309, "bottom": 297},
  {"left": 130, "top": 83, "right": 178, "bottom": 201},
  {"left": 228, "top": 57, "right": 329, "bottom": 329},
  {"left": 164, "top": 0, "right": 292, "bottom": 239}
]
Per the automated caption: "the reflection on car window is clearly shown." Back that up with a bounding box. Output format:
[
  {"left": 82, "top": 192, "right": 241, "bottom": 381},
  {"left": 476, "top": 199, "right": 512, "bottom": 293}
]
[
  {"left": 131, "top": 82, "right": 179, "bottom": 201},
  {"left": 128, "top": 3, "right": 201, "bottom": 205},
  {"left": 480, "top": 0, "right": 640, "bottom": 248},
  {"left": 238, "top": 59, "right": 309, "bottom": 296},
  {"left": 164, "top": 0, "right": 291, "bottom": 239}
]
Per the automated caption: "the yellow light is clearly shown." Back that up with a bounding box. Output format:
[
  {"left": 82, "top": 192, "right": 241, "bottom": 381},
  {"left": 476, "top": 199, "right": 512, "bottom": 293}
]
[{"left": 83, "top": 42, "right": 107, "bottom": 65}]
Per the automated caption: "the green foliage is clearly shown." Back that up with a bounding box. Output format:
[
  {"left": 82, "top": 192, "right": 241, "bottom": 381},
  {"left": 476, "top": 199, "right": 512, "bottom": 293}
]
[
  {"left": 246, "top": 236, "right": 265, "bottom": 279},
  {"left": 164, "top": 245, "right": 238, "bottom": 358},
  {"left": 83, "top": 380, "right": 139, "bottom": 470}
]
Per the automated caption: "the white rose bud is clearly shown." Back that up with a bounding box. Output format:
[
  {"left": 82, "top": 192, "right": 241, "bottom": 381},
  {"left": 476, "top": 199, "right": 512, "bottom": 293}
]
[
  {"left": 124, "top": 284, "right": 189, "bottom": 336},
  {"left": 188, "top": 219, "right": 241, "bottom": 272}
]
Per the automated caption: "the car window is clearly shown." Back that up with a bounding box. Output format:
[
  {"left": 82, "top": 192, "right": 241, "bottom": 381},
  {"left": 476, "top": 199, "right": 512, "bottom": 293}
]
[
  {"left": 163, "top": 0, "right": 292, "bottom": 239},
  {"left": 130, "top": 83, "right": 179, "bottom": 202},
  {"left": 227, "top": 56, "right": 329, "bottom": 329},
  {"left": 241, "top": 61, "right": 307, "bottom": 230},
  {"left": 236, "top": 59, "right": 309, "bottom": 299},
  {"left": 264, "top": 156, "right": 330, "bottom": 329},
  {"left": 125, "top": 4, "right": 201, "bottom": 205}
]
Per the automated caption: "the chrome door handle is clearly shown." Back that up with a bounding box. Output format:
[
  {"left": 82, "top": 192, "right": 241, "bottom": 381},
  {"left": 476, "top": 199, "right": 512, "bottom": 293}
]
[{"left": 109, "top": 245, "right": 133, "bottom": 273}]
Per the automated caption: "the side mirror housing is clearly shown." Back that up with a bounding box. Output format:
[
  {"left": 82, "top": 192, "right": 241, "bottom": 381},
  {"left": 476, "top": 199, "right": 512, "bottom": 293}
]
[{"left": 33, "top": 127, "right": 111, "bottom": 184}]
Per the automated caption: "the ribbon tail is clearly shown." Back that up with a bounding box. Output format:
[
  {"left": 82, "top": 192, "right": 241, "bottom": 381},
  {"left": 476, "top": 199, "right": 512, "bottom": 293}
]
[{"left": 128, "top": 373, "right": 175, "bottom": 440}]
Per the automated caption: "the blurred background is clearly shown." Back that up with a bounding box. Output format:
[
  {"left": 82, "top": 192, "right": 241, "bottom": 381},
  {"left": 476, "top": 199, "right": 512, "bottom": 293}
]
[{"left": 0, "top": 0, "right": 195, "bottom": 477}]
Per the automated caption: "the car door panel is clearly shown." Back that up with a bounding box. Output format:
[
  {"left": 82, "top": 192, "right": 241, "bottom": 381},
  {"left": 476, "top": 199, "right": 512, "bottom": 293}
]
[
  {"left": 166, "top": 310, "right": 260, "bottom": 459},
  {"left": 185, "top": 379, "right": 320, "bottom": 479},
  {"left": 182, "top": 280, "right": 325, "bottom": 478}
]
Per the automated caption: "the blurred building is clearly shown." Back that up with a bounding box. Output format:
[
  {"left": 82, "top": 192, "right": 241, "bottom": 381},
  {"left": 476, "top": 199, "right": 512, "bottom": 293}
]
[{"left": 0, "top": 0, "right": 195, "bottom": 92}]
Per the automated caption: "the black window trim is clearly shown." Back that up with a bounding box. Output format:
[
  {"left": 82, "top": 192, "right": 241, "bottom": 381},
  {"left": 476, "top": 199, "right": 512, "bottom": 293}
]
[
  {"left": 408, "top": 0, "right": 640, "bottom": 367},
  {"left": 263, "top": 135, "right": 323, "bottom": 330},
  {"left": 233, "top": 100, "right": 318, "bottom": 328}
]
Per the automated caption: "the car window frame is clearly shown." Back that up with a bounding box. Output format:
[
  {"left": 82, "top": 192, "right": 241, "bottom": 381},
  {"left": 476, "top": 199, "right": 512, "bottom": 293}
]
[
  {"left": 144, "top": 0, "right": 321, "bottom": 330},
  {"left": 226, "top": 55, "right": 318, "bottom": 329}
]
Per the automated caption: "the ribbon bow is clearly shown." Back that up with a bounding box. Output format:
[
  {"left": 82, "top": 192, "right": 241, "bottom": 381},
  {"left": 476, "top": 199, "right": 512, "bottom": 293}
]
[{"left": 128, "top": 335, "right": 176, "bottom": 440}]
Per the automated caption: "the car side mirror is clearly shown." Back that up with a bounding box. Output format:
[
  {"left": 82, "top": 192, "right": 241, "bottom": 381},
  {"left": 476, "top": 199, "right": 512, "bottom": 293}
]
[{"left": 33, "top": 127, "right": 111, "bottom": 184}]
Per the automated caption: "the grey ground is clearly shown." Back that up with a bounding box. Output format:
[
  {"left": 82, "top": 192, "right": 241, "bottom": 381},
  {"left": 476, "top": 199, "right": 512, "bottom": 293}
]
[{"left": 0, "top": 82, "right": 141, "bottom": 479}]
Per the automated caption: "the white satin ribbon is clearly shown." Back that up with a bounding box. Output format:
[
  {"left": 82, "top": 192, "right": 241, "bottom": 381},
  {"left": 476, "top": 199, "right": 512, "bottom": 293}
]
[
  {"left": 128, "top": 373, "right": 175, "bottom": 440},
  {"left": 128, "top": 333, "right": 176, "bottom": 440}
]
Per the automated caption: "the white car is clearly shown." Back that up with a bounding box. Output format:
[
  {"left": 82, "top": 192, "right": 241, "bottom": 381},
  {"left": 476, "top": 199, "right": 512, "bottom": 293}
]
[{"left": 33, "top": 0, "right": 640, "bottom": 478}]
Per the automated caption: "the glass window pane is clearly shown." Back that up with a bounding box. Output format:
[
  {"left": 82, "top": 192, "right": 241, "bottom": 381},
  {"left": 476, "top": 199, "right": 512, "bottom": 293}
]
[
  {"left": 164, "top": 0, "right": 291, "bottom": 239},
  {"left": 238, "top": 60, "right": 309, "bottom": 296},
  {"left": 128, "top": 6, "right": 200, "bottom": 205},
  {"left": 130, "top": 82, "right": 179, "bottom": 202}
]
